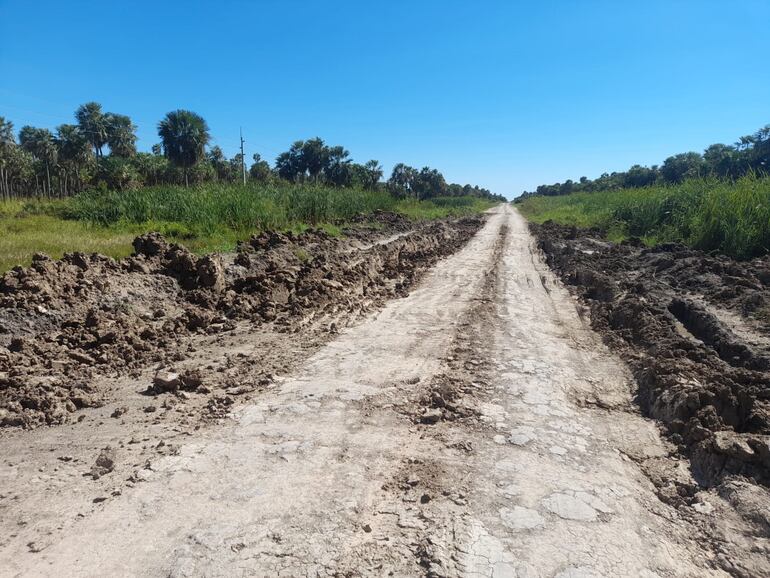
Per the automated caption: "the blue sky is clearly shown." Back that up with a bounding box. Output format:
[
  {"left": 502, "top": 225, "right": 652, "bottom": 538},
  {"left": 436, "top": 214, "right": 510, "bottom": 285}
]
[{"left": 1, "top": 0, "right": 768, "bottom": 198}]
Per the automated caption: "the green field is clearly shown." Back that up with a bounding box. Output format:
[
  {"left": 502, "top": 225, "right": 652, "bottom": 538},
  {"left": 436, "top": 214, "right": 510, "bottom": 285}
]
[
  {"left": 0, "top": 184, "right": 496, "bottom": 273},
  {"left": 517, "top": 174, "right": 770, "bottom": 260}
]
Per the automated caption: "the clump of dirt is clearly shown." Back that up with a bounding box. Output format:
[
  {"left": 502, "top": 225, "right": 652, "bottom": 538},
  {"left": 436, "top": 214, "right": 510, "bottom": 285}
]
[
  {"left": 0, "top": 215, "right": 485, "bottom": 428},
  {"left": 90, "top": 446, "right": 116, "bottom": 479},
  {"left": 530, "top": 221, "right": 770, "bottom": 486}
]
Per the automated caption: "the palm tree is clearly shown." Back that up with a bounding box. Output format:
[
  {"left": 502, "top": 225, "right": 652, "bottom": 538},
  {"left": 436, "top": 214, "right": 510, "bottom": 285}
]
[
  {"left": 0, "top": 117, "right": 14, "bottom": 148},
  {"left": 158, "top": 110, "right": 210, "bottom": 187},
  {"left": 75, "top": 102, "right": 108, "bottom": 158},
  {"left": 19, "top": 126, "right": 57, "bottom": 196},
  {"left": 56, "top": 124, "right": 93, "bottom": 195},
  {"left": 0, "top": 117, "right": 16, "bottom": 199},
  {"left": 206, "top": 145, "right": 231, "bottom": 181},
  {"left": 105, "top": 113, "right": 138, "bottom": 157},
  {"left": 363, "top": 160, "right": 383, "bottom": 190},
  {"left": 387, "top": 163, "right": 418, "bottom": 198}
]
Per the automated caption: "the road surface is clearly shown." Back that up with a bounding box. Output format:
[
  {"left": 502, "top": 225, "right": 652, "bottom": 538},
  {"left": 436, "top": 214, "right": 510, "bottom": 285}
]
[{"left": 2, "top": 205, "right": 721, "bottom": 577}]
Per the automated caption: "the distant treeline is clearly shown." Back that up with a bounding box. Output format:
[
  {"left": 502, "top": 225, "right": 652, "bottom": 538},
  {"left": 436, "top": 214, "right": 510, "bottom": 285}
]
[
  {"left": 0, "top": 104, "right": 504, "bottom": 202},
  {"left": 518, "top": 124, "right": 770, "bottom": 200}
]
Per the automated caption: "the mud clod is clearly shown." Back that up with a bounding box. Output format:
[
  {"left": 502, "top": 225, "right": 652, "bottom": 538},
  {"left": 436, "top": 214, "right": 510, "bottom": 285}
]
[{"left": 90, "top": 447, "right": 116, "bottom": 479}]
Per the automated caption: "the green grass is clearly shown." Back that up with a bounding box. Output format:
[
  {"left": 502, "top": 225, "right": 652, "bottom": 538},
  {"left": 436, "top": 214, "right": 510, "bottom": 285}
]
[
  {"left": 517, "top": 174, "right": 770, "bottom": 259},
  {"left": 396, "top": 196, "right": 496, "bottom": 220},
  {"left": 70, "top": 182, "right": 396, "bottom": 232},
  {"left": 0, "top": 184, "right": 496, "bottom": 273},
  {"left": 0, "top": 214, "right": 141, "bottom": 273}
]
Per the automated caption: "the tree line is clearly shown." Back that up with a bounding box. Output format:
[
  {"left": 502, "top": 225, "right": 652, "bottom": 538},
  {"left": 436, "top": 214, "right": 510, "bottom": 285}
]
[
  {"left": 0, "top": 103, "right": 503, "bottom": 202},
  {"left": 518, "top": 124, "right": 770, "bottom": 199}
]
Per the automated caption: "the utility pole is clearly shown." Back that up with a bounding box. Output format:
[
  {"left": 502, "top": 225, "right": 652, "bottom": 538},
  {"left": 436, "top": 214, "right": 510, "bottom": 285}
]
[{"left": 240, "top": 127, "right": 246, "bottom": 185}]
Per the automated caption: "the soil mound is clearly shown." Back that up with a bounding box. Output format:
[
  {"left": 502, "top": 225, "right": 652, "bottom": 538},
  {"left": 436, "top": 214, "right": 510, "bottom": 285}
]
[
  {"left": 0, "top": 215, "right": 485, "bottom": 428},
  {"left": 531, "top": 221, "right": 770, "bottom": 486}
]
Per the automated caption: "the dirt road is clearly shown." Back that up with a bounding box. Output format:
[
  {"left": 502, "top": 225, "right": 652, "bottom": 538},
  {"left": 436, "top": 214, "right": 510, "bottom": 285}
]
[{"left": 1, "top": 206, "right": 732, "bottom": 576}]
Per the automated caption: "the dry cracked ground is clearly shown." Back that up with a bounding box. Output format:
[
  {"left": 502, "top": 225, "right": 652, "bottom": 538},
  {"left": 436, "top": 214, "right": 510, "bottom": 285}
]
[{"left": 1, "top": 205, "right": 769, "bottom": 577}]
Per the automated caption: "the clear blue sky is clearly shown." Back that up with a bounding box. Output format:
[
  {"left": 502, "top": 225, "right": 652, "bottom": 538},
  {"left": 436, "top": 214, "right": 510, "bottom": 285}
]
[{"left": 1, "top": 0, "right": 768, "bottom": 198}]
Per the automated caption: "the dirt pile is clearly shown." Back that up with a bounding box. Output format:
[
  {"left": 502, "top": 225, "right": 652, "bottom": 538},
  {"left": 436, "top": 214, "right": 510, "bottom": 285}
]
[
  {"left": 0, "top": 215, "right": 485, "bottom": 428},
  {"left": 531, "top": 221, "right": 770, "bottom": 486}
]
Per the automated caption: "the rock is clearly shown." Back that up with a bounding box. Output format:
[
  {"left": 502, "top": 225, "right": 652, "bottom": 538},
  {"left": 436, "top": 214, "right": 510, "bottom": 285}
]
[
  {"left": 153, "top": 370, "right": 181, "bottom": 392},
  {"left": 90, "top": 447, "right": 116, "bottom": 479},
  {"left": 420, "top": 408, "right": 443, "bottom": 424}
]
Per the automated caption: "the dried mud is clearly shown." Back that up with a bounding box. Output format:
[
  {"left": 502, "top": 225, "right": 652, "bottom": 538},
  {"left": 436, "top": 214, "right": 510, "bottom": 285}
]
[
  {"left": 0, "top": 212, "right": 485, "bottom": 429},
  {"left": 529, "top": 221, "right": 770, "bottom": 488}
]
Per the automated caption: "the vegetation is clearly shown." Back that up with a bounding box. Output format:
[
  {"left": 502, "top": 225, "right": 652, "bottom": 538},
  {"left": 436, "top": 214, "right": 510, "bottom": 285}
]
[
  {"left": 157, "top": 110, "right": 210, "bottom": 187},
  {"left": 0, "top": 102, "right": 503, "bottom": 272},
  {"left": 519, "top": 124, "right": 770, "bottom": 199},
  {"left": 0, "top": 185, "right": 496, "bottom": 273},
  {"left": 0, "top": 200, "right": 141, "bottom": 273},
  {"left": 0, "top": 104, "right": 504, "bottom": 203},
  {"left": 71, "top": 182, "right": 398, "bottom": 232},
  {"left": 518, "top": 174, "right": 770, "bottom": 259}
]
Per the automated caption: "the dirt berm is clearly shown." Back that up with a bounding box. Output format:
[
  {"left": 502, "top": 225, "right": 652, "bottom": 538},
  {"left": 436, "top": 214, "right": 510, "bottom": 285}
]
[
  {"left": 0, "top": 213, "right": 485, "bottom": 429},
  {"left": 530, "top": 221, "right": 770, "bottom": 491}
]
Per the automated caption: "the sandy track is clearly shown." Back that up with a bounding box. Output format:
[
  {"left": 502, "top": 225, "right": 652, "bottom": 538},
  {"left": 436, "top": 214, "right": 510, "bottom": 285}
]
[{"left": 1, "top": 206, "right": 726, "bottom": 576}]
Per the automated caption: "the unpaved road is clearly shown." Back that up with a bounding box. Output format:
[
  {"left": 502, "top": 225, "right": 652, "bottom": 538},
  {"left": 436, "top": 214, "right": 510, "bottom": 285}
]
[{"left": 0, "top": 206, "right": 736, "bottom": 576}]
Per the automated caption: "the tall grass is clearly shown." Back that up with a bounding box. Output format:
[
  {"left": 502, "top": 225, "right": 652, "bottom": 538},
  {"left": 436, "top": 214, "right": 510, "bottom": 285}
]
[
  {"left": 517, "top": 174, "right": 770, "bottom": 259},
  {"left": 71, "top": 182, "right": 398, "bottom": 234},
  {"left": 0, "top": 184, "right": 496, "bottom": 272},
  {"left": 71, "top": 184, "right": 497, "bottom": 236}
]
